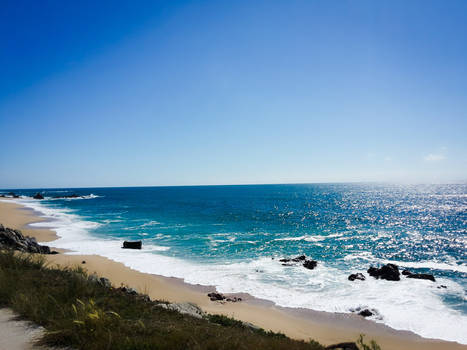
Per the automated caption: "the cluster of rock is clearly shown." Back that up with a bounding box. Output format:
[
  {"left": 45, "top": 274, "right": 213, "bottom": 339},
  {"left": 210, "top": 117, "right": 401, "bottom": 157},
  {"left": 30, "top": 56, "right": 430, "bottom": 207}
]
[
  {"left": 208, "top": 292, "right": 242, "bottom": 302},
  {"left": 0, "top": 192, "right": 20, "bottom": 198},
  {"left": 278, "top": 255, "right": 318, "bottom": 270},
  {"left": 0, "top": 224, "right": 57, "bottom": 254},
  {"left": 32, "top": 193, "right": 88, "bottom": 200},
  {"left": 53, "top": 194, "right": 85, "bottom": 199},
  {"left": 347, "top": 263, "right": 438, "bottom": 319},
  {"left": 347, "top": 263, "right": 436, "bottom": 283}
]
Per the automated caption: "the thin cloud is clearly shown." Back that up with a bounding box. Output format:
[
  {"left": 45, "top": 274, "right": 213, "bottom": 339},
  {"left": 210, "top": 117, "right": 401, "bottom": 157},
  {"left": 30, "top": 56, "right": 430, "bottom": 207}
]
[{"left": 424, "top": 153, "right": 446, "bottom": 162}]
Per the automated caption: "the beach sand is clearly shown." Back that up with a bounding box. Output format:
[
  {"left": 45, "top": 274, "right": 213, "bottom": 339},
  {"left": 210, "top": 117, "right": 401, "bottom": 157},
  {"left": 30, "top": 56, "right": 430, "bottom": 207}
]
[{"left": 0, "top": 199, "right": 465, "bottom": 350}]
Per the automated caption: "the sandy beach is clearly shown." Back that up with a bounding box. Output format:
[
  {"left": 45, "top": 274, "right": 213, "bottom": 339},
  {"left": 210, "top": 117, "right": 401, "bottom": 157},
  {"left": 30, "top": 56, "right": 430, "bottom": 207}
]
[{"left": 0, "top": 199, "right": 465, "bottom": 350}]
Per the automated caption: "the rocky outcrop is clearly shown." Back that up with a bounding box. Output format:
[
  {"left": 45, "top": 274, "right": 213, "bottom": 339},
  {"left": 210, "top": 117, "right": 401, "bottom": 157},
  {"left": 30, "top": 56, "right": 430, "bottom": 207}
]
[
  {"left": 325, "top": 342, "right": 359, "bottom": 350},
  {"left": 33, "top": 193, "right": 44, "bottom": 200},
  {"left": 122, "top": 240, "right": 142, "bottom": 249},
  {"left": 348, "top": 273, "right": 365, "bottom": 281},
  {"left": 157, "top": 302, "right": 205, "bottom": 319},
  {"left": 367, "top": 263, "right": 400, "bottom": 281},
  {"left": 0, "top": 224, "right": 56, "bottom": 254},
  {"left": 402, "top": 269, "right": 435, "bottom": 282}
]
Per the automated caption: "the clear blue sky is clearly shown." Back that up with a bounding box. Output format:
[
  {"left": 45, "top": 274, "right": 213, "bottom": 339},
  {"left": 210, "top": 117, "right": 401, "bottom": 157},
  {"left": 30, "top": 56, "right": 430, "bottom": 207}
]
[{"left": 1, "top": 0, "right": 466, "bottom": 188}]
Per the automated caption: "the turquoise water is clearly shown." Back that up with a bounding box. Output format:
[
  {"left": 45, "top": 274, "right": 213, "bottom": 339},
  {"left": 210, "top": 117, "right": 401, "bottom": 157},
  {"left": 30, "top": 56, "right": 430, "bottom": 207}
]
[{"left": 3, "top": 184, "right": 466, "bottom": 343}]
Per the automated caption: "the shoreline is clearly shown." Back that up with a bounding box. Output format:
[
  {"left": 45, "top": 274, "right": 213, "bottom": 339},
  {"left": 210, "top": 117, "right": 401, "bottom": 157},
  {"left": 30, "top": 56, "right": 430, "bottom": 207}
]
[{"left": 0, "top": 199, "right": 465, "bottom": 350}]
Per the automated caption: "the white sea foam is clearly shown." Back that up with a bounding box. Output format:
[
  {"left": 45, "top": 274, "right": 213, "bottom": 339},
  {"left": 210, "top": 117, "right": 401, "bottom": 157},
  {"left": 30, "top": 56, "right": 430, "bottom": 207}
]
[
  {"left": 140, "top": 220, "right": 161, "bottom": 227},
  {"left": 42, "top": 194, "right": 102, "bottom": 201},
  {"left": 274, "top": 233, "right": 344, "bottom": 242},
  {"left": 9, "top": 198, "right": 467, "bottom": 345},
  {"left": 343, "top": 252, "right": 467, "bottom": 274}
]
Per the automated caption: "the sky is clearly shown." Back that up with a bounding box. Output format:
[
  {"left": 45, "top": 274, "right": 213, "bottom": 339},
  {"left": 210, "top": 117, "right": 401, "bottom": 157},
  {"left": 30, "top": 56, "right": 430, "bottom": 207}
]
[{"left": 1, "top": 0, "right": 466, "bottom": 188}]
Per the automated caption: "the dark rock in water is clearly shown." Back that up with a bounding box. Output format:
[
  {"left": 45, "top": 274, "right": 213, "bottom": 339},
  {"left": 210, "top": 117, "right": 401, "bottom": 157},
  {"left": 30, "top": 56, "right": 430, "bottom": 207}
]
[
  {"left": 407, "top": 273, "right": 435, "bottom": 282},
  {"left": 33, "top": 193, "right": 44, "bottom": 200},
  {"left": 207, "top": 292, "right": 225, "bottom": 301},
  {"left": 0, "top": 224, "right": 55, "bottom": 254},
  {"left": 348, "top": 273, "right": 366, "bottom": 281},
  {"left": 282, "top": 263, "right": 295, "bottom": 266},
  {"left": 367, "top": 263, "right": 400, "bottom": 281},
  {"left": 402, "top": 269, "right": 435, "bottom": 282},
  {"left": 53, "top": 193, "right": 82, "bottom": 199},
  {"left": 7, "top": 192, "right": 20, "bottom": 198},
  {"left": 438, "top": 285, "right": 447, "bottom": 289},
  {"left": 122, "top": 240, "right": 142, "bottom": 249},
  {"left": 358, "top": 309, "right": 373, "bottom": 317},
  {"left": 280, "top": 255, "right": 307, "bottom": 264},
  {"left": 326, "top": 342, "right": 359, "bottom": 350},
  {"left": 303, "top": 259, "right": 317, "bottom": 270},
  {"left": 292, "top": 255, "right": 306, "bottom": 262}
]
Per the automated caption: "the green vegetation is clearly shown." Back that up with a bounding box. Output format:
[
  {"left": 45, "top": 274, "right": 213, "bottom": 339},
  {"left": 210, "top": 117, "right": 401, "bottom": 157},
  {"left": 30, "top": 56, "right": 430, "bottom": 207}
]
[{"left": 0, "top": 250, "right": 381, "bottom": 350}]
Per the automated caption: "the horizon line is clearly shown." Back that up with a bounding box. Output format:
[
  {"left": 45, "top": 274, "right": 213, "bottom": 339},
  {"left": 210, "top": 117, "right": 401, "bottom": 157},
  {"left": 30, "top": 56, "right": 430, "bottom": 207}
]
[{"left": 1, "top": 180, "right": 466, "bottom": 191}]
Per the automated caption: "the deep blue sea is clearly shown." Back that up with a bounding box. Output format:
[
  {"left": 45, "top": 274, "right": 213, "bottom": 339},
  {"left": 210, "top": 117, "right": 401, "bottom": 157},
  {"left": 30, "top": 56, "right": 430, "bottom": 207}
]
[{"left": 2, "top": 184, "right": 466, "bottom": 343}]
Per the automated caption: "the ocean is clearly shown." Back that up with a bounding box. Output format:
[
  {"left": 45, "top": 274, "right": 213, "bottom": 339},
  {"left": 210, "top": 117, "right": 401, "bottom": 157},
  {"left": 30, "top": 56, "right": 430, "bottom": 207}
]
[{"left": 2, "top": 184, "right": 466, "bottom": 343}]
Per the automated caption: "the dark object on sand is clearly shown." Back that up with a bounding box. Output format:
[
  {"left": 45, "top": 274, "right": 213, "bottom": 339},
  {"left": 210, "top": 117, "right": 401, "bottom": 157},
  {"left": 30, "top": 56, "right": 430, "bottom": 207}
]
[
  {"left": 367, "top": 263, "right": 400, "bottom": 281},
  {"left": 208, "top": 292, "right": 225, "bottom": 301},
  {"left": 303, "top": 259, "right": 317, "bottom": 270},
  {"left": 122, "top": 240, "right": 142, "bottom": 249},
  {"left": 33, "top": 193, "right": 44, "bottom": 200},
  {"left": 82, "top": 260, "right": 86, "bottom": 264},
  {"left": 402, "top": 269, "right": 435, "bottom": 282},
  {"left": 326, "top": 342, "right": 359, "bottom": 350},
  {"left": 348, "top": 273, "right": 366, "bottom": 281},
  {"left": 358, "top": 309, "right": 373, "bottom": 317}
]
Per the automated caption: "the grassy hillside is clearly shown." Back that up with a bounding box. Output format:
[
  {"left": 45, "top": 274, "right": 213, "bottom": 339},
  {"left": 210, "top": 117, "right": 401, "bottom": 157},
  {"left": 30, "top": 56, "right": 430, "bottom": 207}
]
[
  {"left": 0, "top": 250, "right": 381, "bottom": 350},
  {"left": 0, "top": 250, "right": 327, "bottom": 350}
]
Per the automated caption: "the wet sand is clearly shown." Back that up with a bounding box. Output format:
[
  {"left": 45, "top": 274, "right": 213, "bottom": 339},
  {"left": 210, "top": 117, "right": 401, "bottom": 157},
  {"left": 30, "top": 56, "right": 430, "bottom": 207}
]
[{"left": 0, "top": 199, "right": 465, "bottom": 350}]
